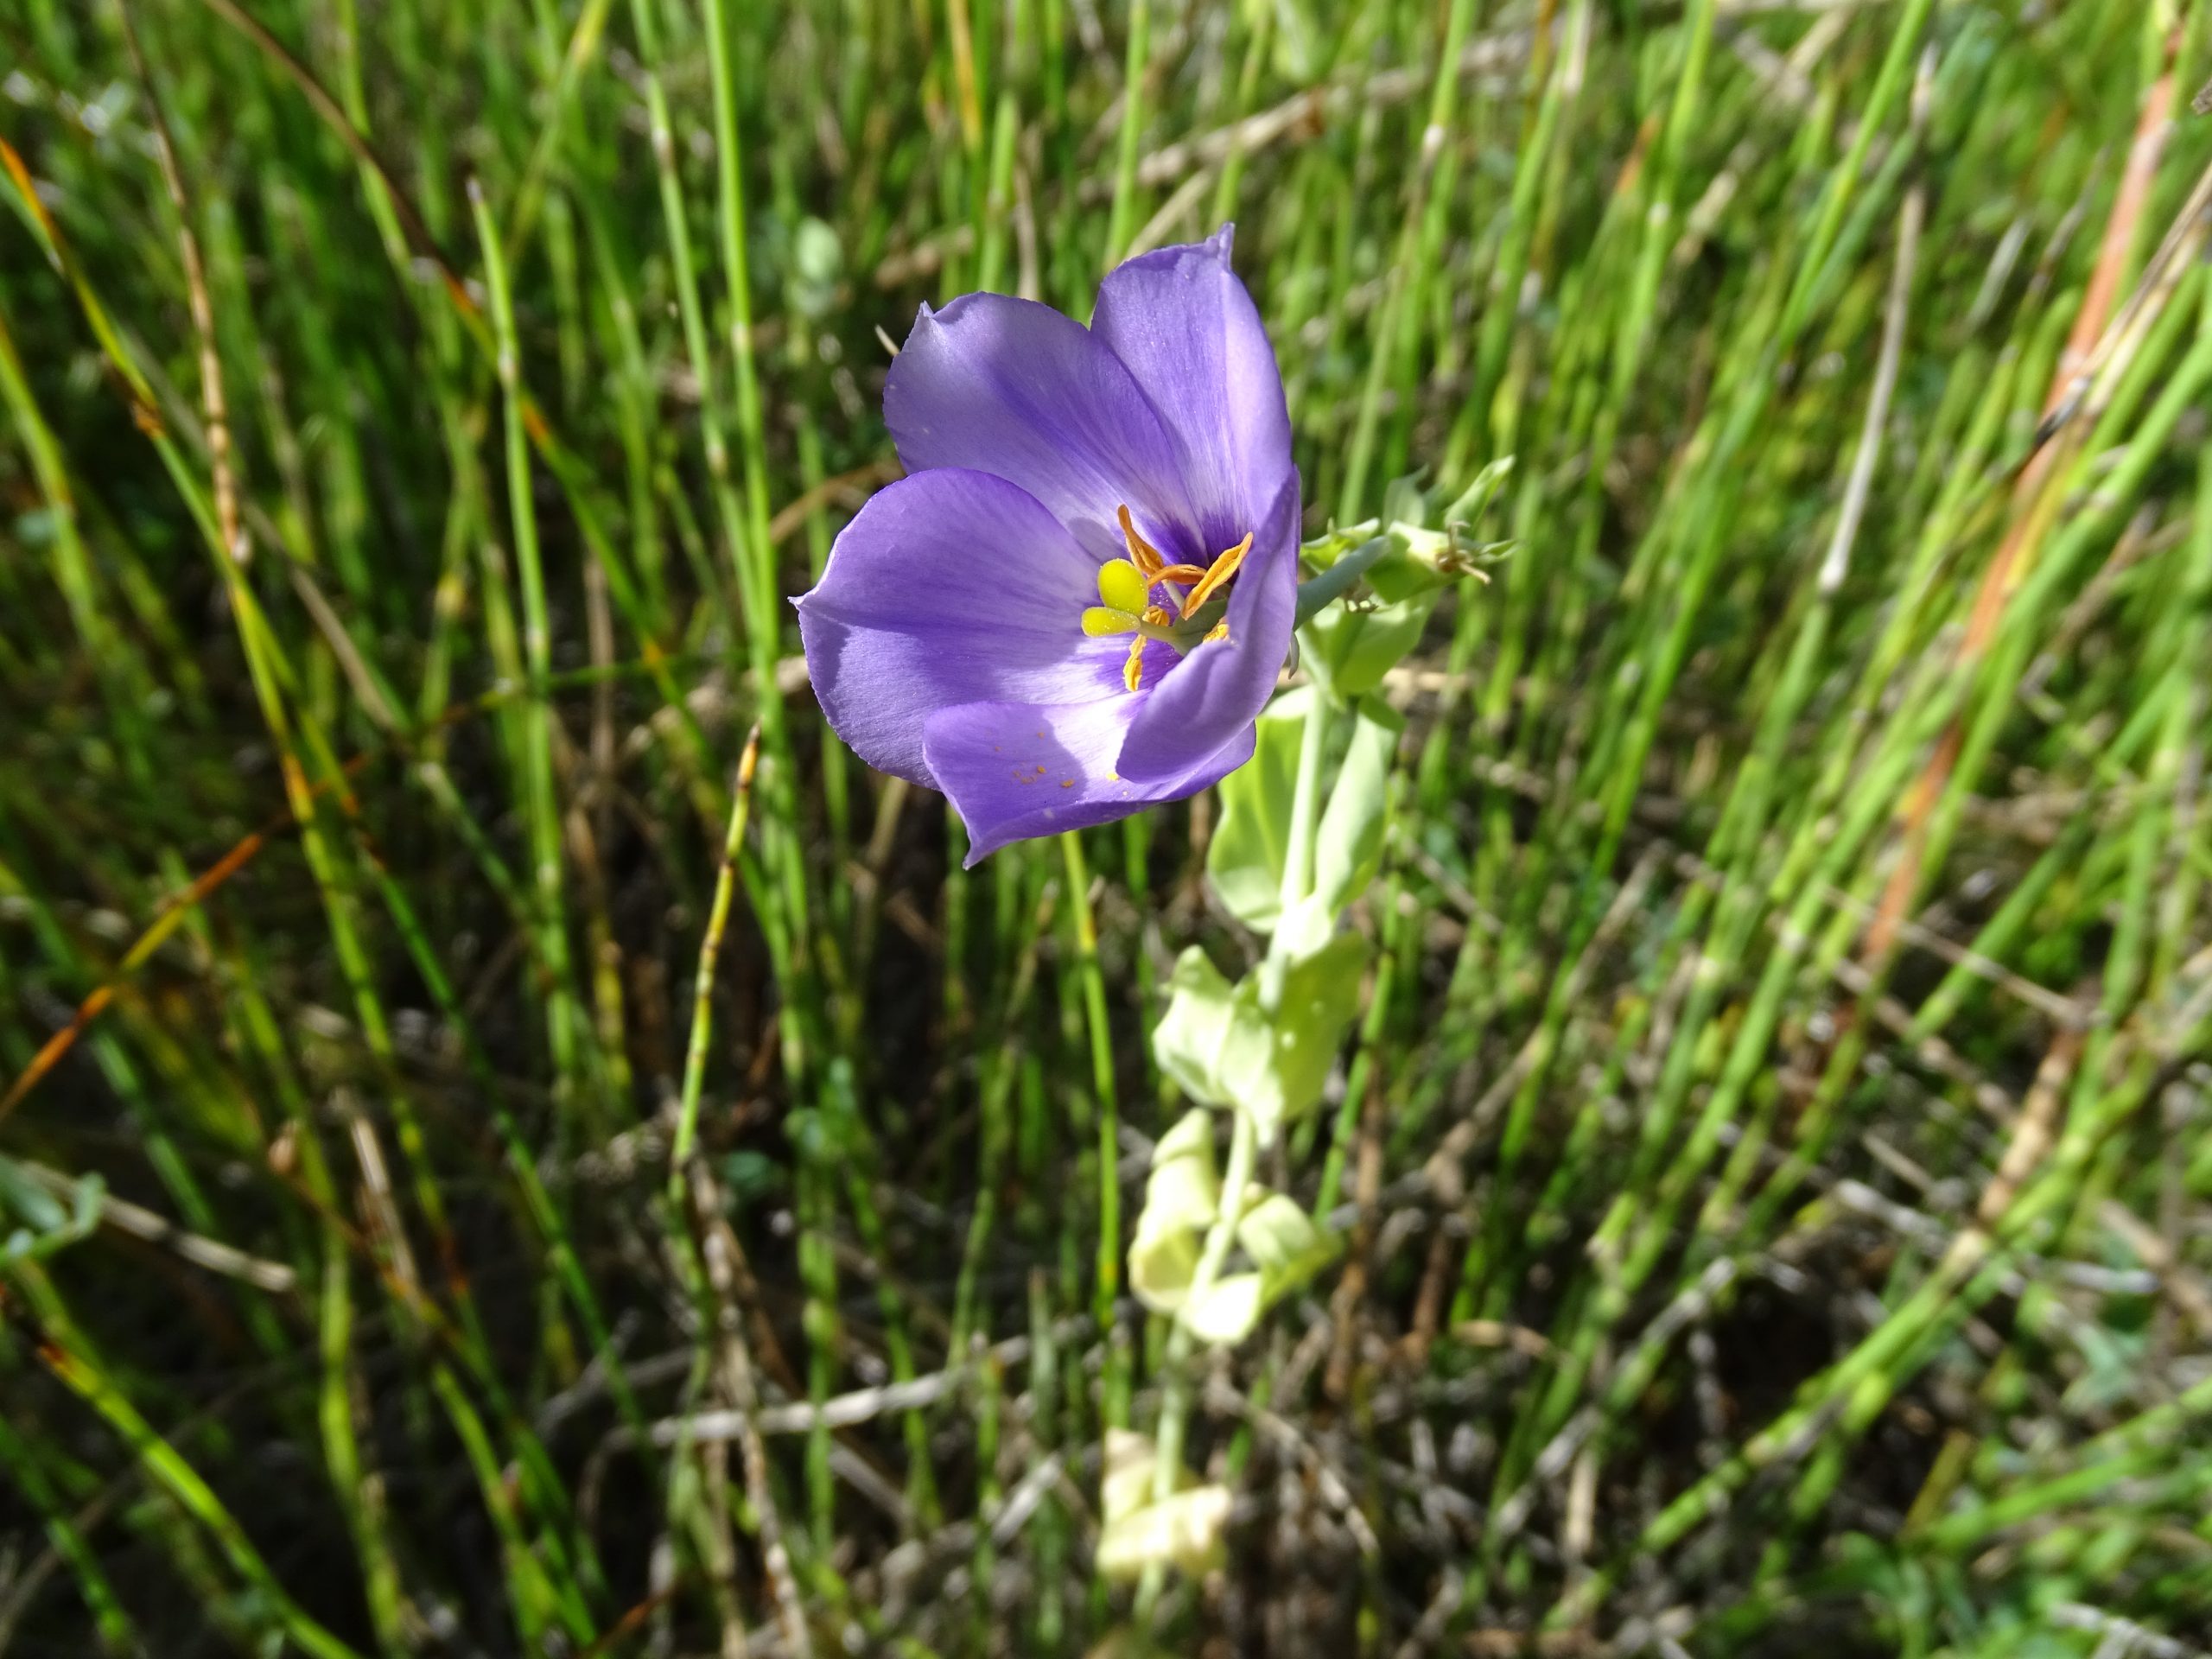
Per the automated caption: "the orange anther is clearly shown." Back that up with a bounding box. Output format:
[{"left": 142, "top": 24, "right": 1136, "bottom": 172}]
[
  {"left": 1181, "top": 531, "right": 1253, "bottom": 618},
  {"left": 1116, "top": 504, "right": 1166, "bottom": 581}
]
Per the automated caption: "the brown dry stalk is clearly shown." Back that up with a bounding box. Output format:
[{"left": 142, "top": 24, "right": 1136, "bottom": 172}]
[
  {"left": 686, "top": 1159, "right": 814, "bottom": 1659},
  {"left": 1863, "top": 29, "right": 2187, "bottom": 965}
]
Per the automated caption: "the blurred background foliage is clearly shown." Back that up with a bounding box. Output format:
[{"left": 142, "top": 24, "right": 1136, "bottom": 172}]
[{"left": 3, "top": 0, "right": 2212, "bottom": 1653}]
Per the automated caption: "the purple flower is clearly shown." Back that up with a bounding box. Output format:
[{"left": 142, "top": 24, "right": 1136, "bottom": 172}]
[{"left": 797, "top": 226, "right": 1298, "bottom": 864}]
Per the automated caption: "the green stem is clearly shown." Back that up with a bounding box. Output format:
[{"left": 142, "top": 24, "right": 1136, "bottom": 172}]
[
  {"left": 668, "top": 728, "right": 763, "bottom": 1185},
  {"left": 1134, "top": 1098, "right": 1258, "bottom": 1626},
  {"left": 1061, "top": 830, "right": 1122, "bottom": 1325}
]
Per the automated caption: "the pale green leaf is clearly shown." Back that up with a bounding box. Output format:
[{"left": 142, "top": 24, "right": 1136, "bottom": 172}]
[
  {"left": 1206, "top": 689, "right": 1313, "bottom": 930},
  {"left": 1153, "top": 936, "right": 1373, "bottom": 1141},
  {"left": 1143, "top": 1109, "right": 1219, "bottom": 1232},
  {"left": 1101, "top": 1427, "right": 1162, "bottom": 1525},
  {"left": 1228, "top": 932, "right": 1372, "bottom": 1139},
  {"left": 1096, "top": 1428, "right": 1230, "bottom": 1582},
  {"left": 1236, "top": 1192, "right": 1340, "bottom": 1302},
  {"left": 1128, "top": 1222, "right": 1202, "bottom": 1314},
  {"left": 1151, "top": 947, "right": 1243, "bottom": 1108},
  {"left": 1096, "top": 1484, "right": 1232, "bottom": 1581},
  {"left": 1181, "top": 1271, "right": 1265, "bottom": 1345},
  {"left": 1313, "top": 696, "right": 1405, "bottom": 918}
]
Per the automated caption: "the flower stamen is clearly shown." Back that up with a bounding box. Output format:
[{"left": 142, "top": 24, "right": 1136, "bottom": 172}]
[
  {"left": 1087, "top": 530, "right": 1243, "bottom": 672},
  {"left": 1116, "top": 505, "right": 1166, "bottom": 582},
  {"left": 1180, "top": 531, "right": 1252, "bottom": 619}
]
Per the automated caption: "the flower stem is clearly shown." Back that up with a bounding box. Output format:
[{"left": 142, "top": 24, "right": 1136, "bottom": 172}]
[
  {"left": 1259, "top": 652, "right": 1335, "bottom": 1014},
  {"left": 1137, "top": 638, "right": 1337, "bottom": 1620},
  {"left": 667, "top": 728, "right": 763, "bottom": 1191},
  {"left": 1135, "top": 1097, "right": 1257, "bottom": 1623},
  {"left": 1059, "top": 830, "right": 1122, "bottom": 1328}
]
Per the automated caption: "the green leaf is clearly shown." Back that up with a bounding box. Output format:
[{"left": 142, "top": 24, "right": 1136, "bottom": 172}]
[
  {"left": 1306, "top": 588, "right": 1439, "bottom": 698},
  {"left": 1206, "top": 688, "right": 1313, "bottom": 930},
  {"left": 1379, "top": 472, "right": 1431, "bottom": 527},
  {"left": 1443, "top": 454, "right": 1515, "bottom": 527},
  {"left": 0, "top": 1155, "right": 68, "bottom": 1236},
  {"left": 1313, "top": 696, "right": 1404, "bottom": 918},
  {"left": 1151, "top": 934, "right": 1373, "bottom": 1142},
  {"left": 0, "top": 1157, "right": 100, "bottom": 1263},
  {"left": 1293, "top": 535, "right": 1393, "bottom": 626}
]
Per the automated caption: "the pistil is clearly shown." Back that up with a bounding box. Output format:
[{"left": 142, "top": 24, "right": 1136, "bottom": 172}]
[{"left": 1083, "top": 510, "right": 1251, "bottom": 675}]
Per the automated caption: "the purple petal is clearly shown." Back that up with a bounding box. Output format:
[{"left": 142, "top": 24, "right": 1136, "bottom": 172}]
[
  {"left": 797, "top": 469, "right": 1124, "bottom": 785},
  {"left": 886, "top": 293, "right": 1204, "bottom": 566},
  {"left": 1114, "top": 473, "right": 1300, "bottom": 786},
  {"left": 924, "top": 695, "right": 1255, "bottom": 865},
  {"left": 1090, "top": 225, "right": 1294, "bottom": 552}
]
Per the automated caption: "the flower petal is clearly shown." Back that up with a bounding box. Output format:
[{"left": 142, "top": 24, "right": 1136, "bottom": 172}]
[
  {"left": 796, "top": 469, "right": 1122, "bottom": 785},
  {"left": 1114, "top": 473, "right": 1300, "bottom": 786},
  {"left": 924, "top": 695, "right": 1255, "bottom": 865},
  {"left": 886, "top": 293, "right": 1202, "bottom": 566},
  {"left": 1090, "top": 225, "right": 1294, "bottom": 551}
]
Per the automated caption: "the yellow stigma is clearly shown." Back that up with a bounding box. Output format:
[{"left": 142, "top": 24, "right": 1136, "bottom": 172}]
[
  {"left": 1096, "top": 558, "right": 1149, "bottom": 613},
  {"left": 1088, "top": 512, "right": 1252, "bottom": 674}
]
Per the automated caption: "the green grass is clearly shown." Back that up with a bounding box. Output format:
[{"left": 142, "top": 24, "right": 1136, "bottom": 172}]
[{"left": 4, "top": 0, "right": 2212, "bottom": 1652}]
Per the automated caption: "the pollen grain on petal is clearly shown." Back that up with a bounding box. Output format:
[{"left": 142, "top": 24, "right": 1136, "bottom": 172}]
[
  {"left": 1182, "top": 530, "right": 1254, "bottom": 618},
  {"left": 1205, "top": 620, "right": 1230, "bottom": 644}
]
